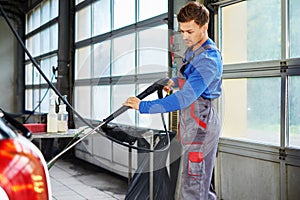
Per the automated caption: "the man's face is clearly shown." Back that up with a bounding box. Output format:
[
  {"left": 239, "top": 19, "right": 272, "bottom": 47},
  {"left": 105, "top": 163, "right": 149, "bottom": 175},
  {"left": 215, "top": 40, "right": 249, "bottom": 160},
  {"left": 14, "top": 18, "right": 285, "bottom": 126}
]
[{"left": 179, "top": 20, "right": 207, "bottom": 48}]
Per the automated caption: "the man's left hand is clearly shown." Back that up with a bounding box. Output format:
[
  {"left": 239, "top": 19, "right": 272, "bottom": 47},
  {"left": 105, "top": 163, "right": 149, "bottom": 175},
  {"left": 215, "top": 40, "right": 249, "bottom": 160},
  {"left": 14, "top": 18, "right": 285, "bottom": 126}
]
[{"left": 123, "top": 97, "right": 140, "bottom": 110}]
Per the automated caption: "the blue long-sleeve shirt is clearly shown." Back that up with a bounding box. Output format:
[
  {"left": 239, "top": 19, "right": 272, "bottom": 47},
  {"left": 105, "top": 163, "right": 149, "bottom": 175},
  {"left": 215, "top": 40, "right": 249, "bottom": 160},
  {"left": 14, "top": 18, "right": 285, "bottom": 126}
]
[{"left": 139, "top": 38, "right": 222, "bottom": 114}]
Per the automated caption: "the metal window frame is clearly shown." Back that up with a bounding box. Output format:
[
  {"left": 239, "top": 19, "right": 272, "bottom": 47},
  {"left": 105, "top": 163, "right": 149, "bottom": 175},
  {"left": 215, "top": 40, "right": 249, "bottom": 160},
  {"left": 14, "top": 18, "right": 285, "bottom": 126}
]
[
  {"left": 73, "top": 0, "right": 169, "bottom": 124},
  {"left": 214, "top": 1, "right": 300, "bottom": 199},
  {"left": 215, "top": 0, "right": 300, "bottom": 147},
  {"left": 24, "top": 0, "right": 60, "bottom": 112}
]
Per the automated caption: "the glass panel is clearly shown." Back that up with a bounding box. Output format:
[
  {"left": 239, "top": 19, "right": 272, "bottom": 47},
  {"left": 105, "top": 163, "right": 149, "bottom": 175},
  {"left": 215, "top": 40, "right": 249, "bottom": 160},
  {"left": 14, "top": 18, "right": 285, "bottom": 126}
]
[
  {"left": 93, "top": 41, "right": 111, "bottom": 78},
  {"left": 32, "top": 6, "right": 41, "bottom": 31},
  {"left": 289, "top": 0, "right": 300, "bottom": 58},
  {"left": 26, "top": 12, "right": 33, "bottom": 34},
  {"left": 75, "top": 5, "right": 91, "bottom": 42},
  {"left": 74, "top": 86, "right": 91, "bottom": 119},
  {"left": 112, "top": 33, "right": 135, "bottom": 76},
  {"left": 41, "top": 0, "right": 50, "bottom": 25},
  {"left": 50, "top": 55, "right": 58, "bottom": 83},
  {"left": 32, "top": 33, "right": 41, "bottom": 57},
  {"left": 92, "top": 85, "right": 110, "bottom": 120},
  {"left": 40, "top": 88, "right": 50, "bottom": 113},
  {"left": 33, "top": 65, "right": 40, "bottom": 85},
  {"left": 113, "top": 0, "right": 135, "bottom": 30},
  {"left": 50, "top": 23, "right": 58, "bottom": 51},
  {"left": 41, "top": 28, "right": 50, "bottom": 54},
  {"left": 51, "top": 0, "right": 59, "bottom": 19},
  {"left": 221, "top": 0, "right": 281, "bottom": 64},
  {"left": 221, "top": 77, "right": 281, "bottom": 146},
  {"left": 112, "top": 84, "right": 135, "bottom": 126},
  {"left": 40, "top": 55, "right": 57, "bottom": 84},
  {"left": 75, "top": 46, "right": 91, "bottom": 79},
  {"left": 25, "top": 37, "right": 32, "bottom": 60},
  {"left": 288, "top": 76, "right": 300, "bottom": 147},
  {"left": 25, "top": 63, "right": 33, "bottom": 85},
  {"left": 40, "top": 58, "right": 51, "bottom": 84},
  {"left": 33, "top": 89, "right": 40, "bottom": 111},
  {"left": 25, "top": 89, "right": 33, "bottom": 111},
  {"left": 137, "top": 83, "right": 169, "bottom": 129},
  {"left": 138, "top": 25, "right": 168, "bottom": 74},
  {"left": 138, "top": 0, "right": 167, "bottom": 21},
  {"left": 93, "top": 0, "right": 111, "bottom": 36}
]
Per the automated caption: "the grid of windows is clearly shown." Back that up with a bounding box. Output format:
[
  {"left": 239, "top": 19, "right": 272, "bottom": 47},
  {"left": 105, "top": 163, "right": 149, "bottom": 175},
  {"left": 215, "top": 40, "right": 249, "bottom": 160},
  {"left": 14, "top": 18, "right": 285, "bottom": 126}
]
[
  {"left": 26, "top": 0, "right": 58, "bottom": 34},
  {"left": 23, "top": 0, "right": 300, "bottom": 148},
  {"left": 219, "top": 0, "right": 300, "bottom": 147},
  {"left": 25, "top": 0, "right": 59, "bottom": 113},
  {"left": 74, "top": 0, "right": 168, "bottom": 129}
]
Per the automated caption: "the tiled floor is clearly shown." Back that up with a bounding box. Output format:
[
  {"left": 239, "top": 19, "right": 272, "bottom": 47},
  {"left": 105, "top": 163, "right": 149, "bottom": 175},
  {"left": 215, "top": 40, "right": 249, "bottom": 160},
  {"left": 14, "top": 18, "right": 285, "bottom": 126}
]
[{"left": 49, "top": 157, "right": 128, "bottom": 200}]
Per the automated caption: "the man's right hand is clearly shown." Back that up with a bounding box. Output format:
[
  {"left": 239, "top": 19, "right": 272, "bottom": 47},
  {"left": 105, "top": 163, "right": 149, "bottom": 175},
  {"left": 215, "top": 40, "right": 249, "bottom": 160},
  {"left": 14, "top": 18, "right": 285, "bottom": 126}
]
[{"left": 163, "top": 79, "right": 175, "bottom": 95}]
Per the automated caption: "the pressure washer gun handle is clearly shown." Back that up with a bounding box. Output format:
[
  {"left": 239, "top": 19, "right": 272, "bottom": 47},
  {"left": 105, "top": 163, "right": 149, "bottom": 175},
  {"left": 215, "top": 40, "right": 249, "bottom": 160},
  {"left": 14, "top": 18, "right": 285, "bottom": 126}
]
[
  {"left": 136, "top": 77, "right": 170, "bottom": 99},
  {"left": 101, "top": 78, "right": 170, "bottom": 126}
]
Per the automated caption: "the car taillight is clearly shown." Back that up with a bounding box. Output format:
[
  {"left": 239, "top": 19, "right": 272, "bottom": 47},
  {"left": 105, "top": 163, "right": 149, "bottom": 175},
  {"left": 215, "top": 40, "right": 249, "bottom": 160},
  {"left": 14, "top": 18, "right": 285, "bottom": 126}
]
[{"left": 0, "top": 138, "right": 50, "bottom": 200}]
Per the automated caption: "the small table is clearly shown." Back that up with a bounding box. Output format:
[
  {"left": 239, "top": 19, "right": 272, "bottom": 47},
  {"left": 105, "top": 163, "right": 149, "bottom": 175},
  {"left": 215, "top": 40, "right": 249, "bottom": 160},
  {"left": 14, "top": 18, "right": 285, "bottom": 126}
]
[{"left": 31, "top": 129, "right": 78, "bottom": 149}]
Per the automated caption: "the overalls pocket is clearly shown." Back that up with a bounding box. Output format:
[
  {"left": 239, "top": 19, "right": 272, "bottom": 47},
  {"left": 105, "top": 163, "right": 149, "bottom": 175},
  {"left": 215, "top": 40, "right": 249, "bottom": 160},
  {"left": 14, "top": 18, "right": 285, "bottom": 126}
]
[{"left": 188, "top": 151, "right": 204, "bottom": 176}]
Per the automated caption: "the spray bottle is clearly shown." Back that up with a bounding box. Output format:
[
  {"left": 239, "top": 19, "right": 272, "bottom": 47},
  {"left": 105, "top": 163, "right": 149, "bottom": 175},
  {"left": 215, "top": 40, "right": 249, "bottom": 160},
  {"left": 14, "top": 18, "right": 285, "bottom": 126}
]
[
  {"left": 57, "top": 95, "right": 68, "bottom": 133},
  {"left": 47, "top": 91, "right": 58, "bottom": 133}
]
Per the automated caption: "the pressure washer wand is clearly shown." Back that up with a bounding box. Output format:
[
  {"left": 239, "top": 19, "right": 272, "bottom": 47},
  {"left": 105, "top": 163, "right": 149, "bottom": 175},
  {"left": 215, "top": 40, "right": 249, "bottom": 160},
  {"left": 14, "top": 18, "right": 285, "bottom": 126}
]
[
  {"left": 47, "top": 121, "right": 106, "bottom": 168},
  {"left": 47, "top": 77, "right": 170, "bottom": 169}
]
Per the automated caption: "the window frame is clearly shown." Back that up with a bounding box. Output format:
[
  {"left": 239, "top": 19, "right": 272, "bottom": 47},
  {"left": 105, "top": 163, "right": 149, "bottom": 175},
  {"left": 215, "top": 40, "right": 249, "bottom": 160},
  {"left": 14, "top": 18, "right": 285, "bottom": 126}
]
[
  {"left": 24, "top": 0, "right": 59, "bottom": 113},
  {"left": 215, "top": 0, "right": 300, "bottom": 148},
  {"left": 73, "top": 0, "right": 169, "bottom": 129}
]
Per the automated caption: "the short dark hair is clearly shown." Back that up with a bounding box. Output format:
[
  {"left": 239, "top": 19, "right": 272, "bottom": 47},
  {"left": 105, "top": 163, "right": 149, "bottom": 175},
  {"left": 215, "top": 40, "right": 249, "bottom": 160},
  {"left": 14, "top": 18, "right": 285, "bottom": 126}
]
[{"left": 177, "top": 2, "right": 209, "bottom": 26}]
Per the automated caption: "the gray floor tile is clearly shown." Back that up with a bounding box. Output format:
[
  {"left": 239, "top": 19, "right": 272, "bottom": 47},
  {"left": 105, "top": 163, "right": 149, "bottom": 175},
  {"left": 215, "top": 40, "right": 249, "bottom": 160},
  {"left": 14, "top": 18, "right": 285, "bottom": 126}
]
[{"left": 49, "top": 157, "right": 128, "bottom": 200}]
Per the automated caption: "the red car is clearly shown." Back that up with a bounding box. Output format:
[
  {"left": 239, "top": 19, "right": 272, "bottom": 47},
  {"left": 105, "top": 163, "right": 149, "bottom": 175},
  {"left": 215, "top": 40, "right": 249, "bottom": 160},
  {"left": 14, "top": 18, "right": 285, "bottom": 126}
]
[{"left": 0, "top": 115, "right": 52, "bottom": 200}]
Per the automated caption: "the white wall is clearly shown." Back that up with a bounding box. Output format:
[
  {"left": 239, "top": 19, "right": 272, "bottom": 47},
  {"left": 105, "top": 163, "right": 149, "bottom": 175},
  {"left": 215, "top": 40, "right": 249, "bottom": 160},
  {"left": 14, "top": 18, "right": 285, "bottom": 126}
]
[{"left": 0, "top": 17, "right": 17, "bottom": 113}]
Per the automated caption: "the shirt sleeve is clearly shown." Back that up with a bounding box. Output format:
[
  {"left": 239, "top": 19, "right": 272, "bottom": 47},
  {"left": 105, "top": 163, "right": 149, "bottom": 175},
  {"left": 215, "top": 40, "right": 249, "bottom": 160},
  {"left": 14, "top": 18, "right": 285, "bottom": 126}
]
[{"left": 139, "top": 56, "right": 219, "bottom": 114}]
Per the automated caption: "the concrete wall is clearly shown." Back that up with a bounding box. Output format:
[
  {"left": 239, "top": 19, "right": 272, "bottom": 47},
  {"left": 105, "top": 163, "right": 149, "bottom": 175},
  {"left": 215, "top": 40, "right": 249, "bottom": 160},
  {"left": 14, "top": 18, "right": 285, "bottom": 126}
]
[{"left": 0, "top": 17, "right": 17, "bottom": 113}]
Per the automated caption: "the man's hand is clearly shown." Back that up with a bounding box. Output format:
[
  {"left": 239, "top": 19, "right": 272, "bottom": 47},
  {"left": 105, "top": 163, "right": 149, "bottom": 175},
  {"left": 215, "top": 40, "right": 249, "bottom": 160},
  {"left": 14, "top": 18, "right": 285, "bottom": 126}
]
[
  {"left": 123, "top": 97, "right": 141, "bottom": 110},
  {"left": 163, "top": 79, "right": 175, "bottom": 95}
]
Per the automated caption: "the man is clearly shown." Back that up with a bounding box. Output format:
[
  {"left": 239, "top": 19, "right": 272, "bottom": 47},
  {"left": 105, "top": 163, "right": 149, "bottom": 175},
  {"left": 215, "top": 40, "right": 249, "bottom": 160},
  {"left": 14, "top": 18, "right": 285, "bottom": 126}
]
[{"left": 124, "top": 2, "right": 222, "bottom": 199}]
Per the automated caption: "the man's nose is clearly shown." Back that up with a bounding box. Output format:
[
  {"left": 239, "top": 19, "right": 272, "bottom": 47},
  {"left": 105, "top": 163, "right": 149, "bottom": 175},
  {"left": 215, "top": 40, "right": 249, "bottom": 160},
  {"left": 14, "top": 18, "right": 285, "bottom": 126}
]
[{"left": 181, "top": 32, "right": 188, "bottom": 40}]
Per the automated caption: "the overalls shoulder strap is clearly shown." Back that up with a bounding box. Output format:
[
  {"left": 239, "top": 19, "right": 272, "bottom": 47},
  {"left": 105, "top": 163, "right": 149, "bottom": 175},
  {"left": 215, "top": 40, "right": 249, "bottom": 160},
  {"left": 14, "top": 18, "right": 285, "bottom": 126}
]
[
  {"left": 184, "top": 44, "right": 218, "bottom": 64},
  {"left": 180, "top": 44, "right": 218, "bottom": 75}
]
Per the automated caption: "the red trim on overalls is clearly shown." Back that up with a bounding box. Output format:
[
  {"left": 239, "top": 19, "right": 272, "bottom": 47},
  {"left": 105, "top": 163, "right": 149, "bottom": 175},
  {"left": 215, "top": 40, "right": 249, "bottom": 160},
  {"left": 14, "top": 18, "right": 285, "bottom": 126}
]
[
  {"left": 177, "top": 78, "right": 207, "bottom": 144},
  {"left": 178, "top": 78, "right": 207, "bottom": 129},
  {"left": 190, "top": 103, "right": 207, "bottom": 129}
]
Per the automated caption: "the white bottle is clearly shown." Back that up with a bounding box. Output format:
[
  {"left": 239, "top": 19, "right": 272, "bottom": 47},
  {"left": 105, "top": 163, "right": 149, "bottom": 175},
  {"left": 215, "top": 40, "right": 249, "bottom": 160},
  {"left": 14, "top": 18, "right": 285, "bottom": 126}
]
[
  {"left": 57, "top": 95, "right": 68, "bottom": 133},
  {"left": 47, "top": 92, "right": 58, "bottom": 133}
]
